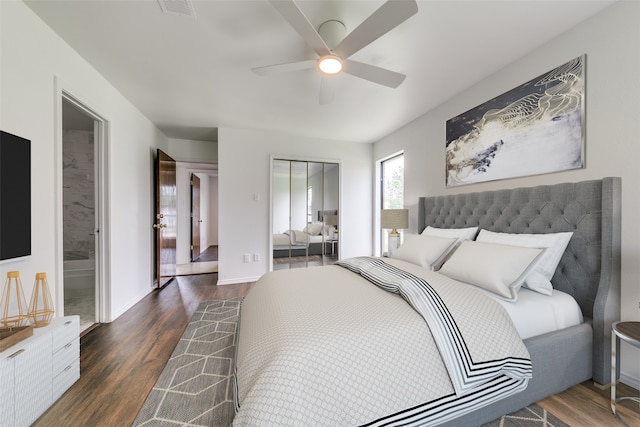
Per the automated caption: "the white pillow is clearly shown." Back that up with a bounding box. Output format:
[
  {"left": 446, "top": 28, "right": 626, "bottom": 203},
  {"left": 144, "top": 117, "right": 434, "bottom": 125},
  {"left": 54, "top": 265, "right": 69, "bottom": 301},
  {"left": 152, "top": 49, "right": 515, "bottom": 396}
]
[
  {"left": 392, "top": 235, "right": 458, "bottom": 270},
  {"left": 420, "top": 226, "right": 479, "bottom": 269},
  {"left": 476, "top": 230, "right": 573, "bottom": 295},
  {"left": 303, "top": 223, "right": 323, "bottom": 236},
  {"left": 421, "top": 225, "right": 478, "bottom": 242},
  {"left": 439, "top": 240, "right": 544, "bottom": 301}
]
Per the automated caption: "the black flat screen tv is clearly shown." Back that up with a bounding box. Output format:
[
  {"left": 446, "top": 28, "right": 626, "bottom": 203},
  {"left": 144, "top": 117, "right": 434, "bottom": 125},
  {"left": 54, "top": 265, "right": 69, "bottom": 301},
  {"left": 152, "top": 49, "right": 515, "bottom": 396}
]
[{"left": 0, "top": 131, "right": 31, "bottom": 261}]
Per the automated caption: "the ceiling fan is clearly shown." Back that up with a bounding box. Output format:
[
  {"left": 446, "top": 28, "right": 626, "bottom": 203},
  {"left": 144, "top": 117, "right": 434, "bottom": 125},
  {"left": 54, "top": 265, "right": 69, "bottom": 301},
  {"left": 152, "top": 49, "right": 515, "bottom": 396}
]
[{"left": 253, "top": 0, "right": 418, "bottom": 104}]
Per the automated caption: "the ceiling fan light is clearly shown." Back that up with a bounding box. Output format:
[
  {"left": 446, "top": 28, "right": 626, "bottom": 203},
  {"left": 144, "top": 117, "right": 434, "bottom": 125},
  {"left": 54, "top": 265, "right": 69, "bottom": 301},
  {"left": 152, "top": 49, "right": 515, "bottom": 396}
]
[{"left": 318, "top": 55, "right": 342, "bottom": 74}]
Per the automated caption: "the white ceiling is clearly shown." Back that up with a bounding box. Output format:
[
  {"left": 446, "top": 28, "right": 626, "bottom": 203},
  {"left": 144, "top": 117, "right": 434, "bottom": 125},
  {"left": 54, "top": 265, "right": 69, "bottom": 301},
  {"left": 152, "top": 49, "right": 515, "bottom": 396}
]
[{"left": 25, "top": 0, "right": 615, "bottom": 143}]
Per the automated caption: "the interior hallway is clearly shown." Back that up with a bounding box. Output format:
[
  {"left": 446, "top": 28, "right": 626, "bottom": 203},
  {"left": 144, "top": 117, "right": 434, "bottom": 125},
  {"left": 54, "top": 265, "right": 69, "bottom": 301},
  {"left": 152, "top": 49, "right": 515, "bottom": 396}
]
[{"left": 176, "top": 245, "right": 218, "bottom": 275}]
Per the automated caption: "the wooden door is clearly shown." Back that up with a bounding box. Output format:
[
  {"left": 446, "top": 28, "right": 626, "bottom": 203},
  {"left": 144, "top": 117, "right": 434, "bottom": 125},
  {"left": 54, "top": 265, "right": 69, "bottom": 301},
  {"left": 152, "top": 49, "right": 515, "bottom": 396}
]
[
  {"left": 154, "top": 149, "right": 176, "bottom": 288},
  {"left": 190, "top": 173, "right": 201, "bottom": 261}
]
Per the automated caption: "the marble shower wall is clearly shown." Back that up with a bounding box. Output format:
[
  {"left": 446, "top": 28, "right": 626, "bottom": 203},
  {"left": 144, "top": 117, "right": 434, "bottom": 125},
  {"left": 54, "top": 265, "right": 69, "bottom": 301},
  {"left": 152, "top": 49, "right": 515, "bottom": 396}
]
[{"left": 63, "top": 129, "right": 95, "bottom": 261}]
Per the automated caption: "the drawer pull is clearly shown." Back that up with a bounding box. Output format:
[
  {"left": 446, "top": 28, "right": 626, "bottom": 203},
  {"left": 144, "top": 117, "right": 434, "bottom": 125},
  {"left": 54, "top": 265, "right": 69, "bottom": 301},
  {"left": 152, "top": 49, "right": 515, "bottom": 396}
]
[
  {"left": 64, "top": 364, "right": 72, "bottom": 372},
  {"left": 64, "top": 342, "right": 73, "bottom": 349},
  {"left": 7, "top": 349, "right": 25, "bottom": 359},
  {"left": 64, "top": 321, "right": 72, "bottom": 326}
]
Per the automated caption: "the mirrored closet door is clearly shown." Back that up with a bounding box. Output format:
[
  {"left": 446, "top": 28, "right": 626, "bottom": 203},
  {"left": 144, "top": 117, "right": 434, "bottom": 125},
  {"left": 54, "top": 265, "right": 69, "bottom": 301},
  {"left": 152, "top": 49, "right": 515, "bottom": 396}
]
[{"left": 272, "top": 159, "right": 339, "bottom": 270}]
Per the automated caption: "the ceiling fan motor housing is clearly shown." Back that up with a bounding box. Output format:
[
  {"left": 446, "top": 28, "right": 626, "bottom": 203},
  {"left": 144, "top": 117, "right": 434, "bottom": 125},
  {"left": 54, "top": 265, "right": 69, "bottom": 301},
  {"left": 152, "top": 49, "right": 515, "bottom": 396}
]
[{"left": 318, "top": 20, "right": 347, "bottom": 51}]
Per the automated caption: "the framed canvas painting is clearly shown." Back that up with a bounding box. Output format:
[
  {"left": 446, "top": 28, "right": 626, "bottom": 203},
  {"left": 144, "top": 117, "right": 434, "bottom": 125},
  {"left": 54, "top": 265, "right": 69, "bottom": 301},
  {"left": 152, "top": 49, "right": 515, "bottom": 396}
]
[{"left": 445, "top": 55, "right": 585, "bottom": 187}]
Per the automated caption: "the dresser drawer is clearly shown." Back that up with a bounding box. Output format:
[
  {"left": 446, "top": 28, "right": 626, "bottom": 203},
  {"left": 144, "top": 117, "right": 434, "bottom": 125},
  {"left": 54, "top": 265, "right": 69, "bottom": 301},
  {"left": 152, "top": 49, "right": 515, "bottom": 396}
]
[
  {"left": 53, "top": 338, "right": 79, "bottom": 376},
  {"left": 52, "top": 316, "right": 79, "bottom": 353},
  {"left": 53, "top": 358, "right": 80, "bottom": 401}
]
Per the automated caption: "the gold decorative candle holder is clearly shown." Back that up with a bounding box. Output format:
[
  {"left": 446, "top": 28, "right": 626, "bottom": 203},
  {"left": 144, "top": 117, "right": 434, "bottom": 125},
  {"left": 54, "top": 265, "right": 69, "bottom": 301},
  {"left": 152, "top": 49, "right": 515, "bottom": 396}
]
[
  {"left": 28, "top": 272, "right": 54, "bottom": 328},
  {"left": 1, "top": 271, "right": 29, "bottom": 328}
]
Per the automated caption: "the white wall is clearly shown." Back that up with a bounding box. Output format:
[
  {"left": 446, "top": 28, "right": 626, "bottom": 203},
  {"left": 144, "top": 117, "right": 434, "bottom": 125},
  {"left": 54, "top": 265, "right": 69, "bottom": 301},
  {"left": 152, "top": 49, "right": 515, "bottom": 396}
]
[
  {"left": 374, "top": 1, "right": 640, "bottom": 387},
  {"left": 0, "top": 1, "right": 168, "bottom": 321},
  {"left": 168, "top": 138, "right": 217, "bottom": 164},
  {"left": 218, "top": 127, "right": 373, "bottom": 284}
]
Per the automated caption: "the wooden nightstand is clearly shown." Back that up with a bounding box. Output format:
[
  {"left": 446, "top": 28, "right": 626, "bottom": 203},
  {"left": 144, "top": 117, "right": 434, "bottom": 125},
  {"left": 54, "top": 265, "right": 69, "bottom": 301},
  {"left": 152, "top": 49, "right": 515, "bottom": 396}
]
[{"left": 611, "top": 321, "right": 640, "bottom": 423}]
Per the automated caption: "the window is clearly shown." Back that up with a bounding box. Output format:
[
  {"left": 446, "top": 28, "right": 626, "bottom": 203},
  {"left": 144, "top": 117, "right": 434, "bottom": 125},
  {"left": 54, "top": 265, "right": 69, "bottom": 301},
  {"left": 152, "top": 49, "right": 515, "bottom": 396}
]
[
  {"left": 381, "top": 154, "right": 404, "bottom": 209},
  {"left": 380, "top": 153, "right": 404, "bottom": 254}
]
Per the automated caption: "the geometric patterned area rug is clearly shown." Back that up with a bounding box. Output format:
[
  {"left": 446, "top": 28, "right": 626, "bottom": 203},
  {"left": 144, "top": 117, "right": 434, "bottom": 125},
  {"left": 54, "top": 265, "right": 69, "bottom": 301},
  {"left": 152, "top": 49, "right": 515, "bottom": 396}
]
[
  {"left": 133, "top": 298, "right": 568, "bottom": 427},
  {"left": 481, "top": 404, "right": 568, "bottom": 427},
  {"left": 132, "top": 298, "right": 242, "bottom": 426}
]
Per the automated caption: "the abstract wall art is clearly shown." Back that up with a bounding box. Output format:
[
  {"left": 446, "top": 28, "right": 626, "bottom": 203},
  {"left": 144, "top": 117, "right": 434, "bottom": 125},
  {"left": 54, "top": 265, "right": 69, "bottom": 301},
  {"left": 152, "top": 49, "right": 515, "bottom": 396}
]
[{"left": 445, "top": 55, "right": 585, "bottom": 187}]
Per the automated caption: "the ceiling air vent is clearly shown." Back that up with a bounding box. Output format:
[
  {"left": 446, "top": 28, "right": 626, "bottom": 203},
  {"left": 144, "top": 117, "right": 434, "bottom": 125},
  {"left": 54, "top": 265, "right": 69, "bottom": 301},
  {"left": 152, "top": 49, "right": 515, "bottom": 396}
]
[{"left": 157, "top": 0, "right": 196, "bottom": 19}]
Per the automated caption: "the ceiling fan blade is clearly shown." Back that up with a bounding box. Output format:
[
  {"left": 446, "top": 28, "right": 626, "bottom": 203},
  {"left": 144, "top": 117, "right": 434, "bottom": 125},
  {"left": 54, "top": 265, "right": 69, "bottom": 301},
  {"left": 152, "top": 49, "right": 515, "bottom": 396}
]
[
  {"left": 269, "top": 0, "right": 331, "bottom": 57},
  {"left": 332, "top": 0, "right": 418, "bottom": 59},
  {"left": 252, "top": 59, "right": 316, "bottom": 76},
  {"left": 342, "top": 59, "right": 406, "bottom": 88},
  {"left": 319, "top": 76, "right": 337, "bottom": 105}
]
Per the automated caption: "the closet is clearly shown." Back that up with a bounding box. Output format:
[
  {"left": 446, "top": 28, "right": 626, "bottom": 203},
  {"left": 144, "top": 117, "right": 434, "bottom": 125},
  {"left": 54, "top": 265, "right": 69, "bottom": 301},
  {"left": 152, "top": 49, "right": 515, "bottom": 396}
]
[{"left": 272, "top": 159, "right": 339, "bottom": 270}]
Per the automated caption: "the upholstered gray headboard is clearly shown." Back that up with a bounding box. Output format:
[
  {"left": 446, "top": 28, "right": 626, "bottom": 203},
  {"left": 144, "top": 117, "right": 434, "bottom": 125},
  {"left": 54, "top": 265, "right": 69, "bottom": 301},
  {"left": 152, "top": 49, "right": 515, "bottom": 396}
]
[{"left": 418, "top": 177, "right": 621, "bottom": 384}]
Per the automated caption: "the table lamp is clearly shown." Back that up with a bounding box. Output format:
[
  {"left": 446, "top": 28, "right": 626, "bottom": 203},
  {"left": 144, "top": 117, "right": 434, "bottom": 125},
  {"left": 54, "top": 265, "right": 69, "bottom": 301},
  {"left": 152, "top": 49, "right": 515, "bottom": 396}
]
[{"left": 381, "top": 209, "right": 408, "bottom": 256}]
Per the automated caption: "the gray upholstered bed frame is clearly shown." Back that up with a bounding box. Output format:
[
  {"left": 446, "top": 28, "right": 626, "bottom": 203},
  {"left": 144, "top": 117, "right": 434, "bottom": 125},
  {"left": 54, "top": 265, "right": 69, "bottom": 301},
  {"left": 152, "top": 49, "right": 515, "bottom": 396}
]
[{"left": 418, "top": 177, "right": 621, "bottom": 426}]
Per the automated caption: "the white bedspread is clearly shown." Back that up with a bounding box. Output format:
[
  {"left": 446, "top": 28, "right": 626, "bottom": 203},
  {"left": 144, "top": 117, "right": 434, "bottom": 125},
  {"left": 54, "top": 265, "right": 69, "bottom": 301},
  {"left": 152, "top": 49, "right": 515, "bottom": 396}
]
[
  {"left": 233, "top": 257, "right": 531, "bottom": 426},
  {"left": 273, "top": 230, "right": 327, "bottom": 248},
  {"left": 272, "top": 232, "right": 294, "bottom": 247}
]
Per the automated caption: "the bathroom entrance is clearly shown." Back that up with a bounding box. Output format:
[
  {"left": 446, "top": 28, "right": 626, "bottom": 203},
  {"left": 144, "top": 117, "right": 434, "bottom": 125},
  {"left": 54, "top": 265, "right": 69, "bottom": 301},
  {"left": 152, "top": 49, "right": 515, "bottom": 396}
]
[{"left": 61, "top": 97, "right": 100, "bottom": 333}]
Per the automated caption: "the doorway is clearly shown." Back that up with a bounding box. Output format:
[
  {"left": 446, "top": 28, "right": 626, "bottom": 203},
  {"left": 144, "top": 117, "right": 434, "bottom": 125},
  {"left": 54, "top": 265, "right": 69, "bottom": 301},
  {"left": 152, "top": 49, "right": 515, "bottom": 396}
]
[
  {"left": 175, "top": 164, "right": 218, "bottom": 276},
  {"left": 155, "top": 149, "right": 177, "bottom": 288},
  {"left": 61, "top": 97, "right": 103, "bottom": 332}
]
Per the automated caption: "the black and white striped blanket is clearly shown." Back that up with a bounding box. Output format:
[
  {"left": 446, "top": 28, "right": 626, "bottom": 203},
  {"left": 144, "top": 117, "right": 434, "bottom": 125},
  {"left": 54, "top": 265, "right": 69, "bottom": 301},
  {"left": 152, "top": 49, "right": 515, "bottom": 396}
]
[{"left": 337, "top": 257, "right": 532, "bottom": 426}]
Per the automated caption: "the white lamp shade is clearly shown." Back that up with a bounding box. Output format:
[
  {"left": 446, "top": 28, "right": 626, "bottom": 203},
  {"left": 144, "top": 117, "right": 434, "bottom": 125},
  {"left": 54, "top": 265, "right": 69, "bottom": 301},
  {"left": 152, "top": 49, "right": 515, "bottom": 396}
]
[
  {"left": 323, "top": 215, "right": 338, "bottom": 226},
  {"left": 381, "top": 209, "right": 408, "bottom": 233}
]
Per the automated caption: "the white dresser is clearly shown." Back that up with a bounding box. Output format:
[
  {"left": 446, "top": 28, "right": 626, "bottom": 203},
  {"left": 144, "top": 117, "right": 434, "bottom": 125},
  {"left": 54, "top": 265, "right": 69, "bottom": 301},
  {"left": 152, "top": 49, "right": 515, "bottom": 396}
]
[{"left": 0, "top": 316, "right": 80, "bottom": 427}]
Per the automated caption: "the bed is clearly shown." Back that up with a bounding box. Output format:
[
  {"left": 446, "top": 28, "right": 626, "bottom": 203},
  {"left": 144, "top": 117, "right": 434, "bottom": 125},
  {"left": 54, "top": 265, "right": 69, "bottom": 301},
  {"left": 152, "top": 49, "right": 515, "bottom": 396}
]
[
  {"left": 273, "top": 227, "right": 334, "bottom": 258},
  {"left": 235, "top": 177, "right": 621, "bottom": 426}
]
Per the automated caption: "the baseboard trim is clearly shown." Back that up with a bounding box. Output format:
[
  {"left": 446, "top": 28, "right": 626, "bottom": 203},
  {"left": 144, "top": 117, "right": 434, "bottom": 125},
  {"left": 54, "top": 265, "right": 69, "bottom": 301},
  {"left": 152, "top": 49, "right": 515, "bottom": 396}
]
[
  {"left": 600, "top": 373, "right": 640, "bottom": 391},
  {"left": 217, "top": 276, "right": 261, "bottom": 286},
  {"left": 621, "top": 372, "right": 640, "bottom": 391}
]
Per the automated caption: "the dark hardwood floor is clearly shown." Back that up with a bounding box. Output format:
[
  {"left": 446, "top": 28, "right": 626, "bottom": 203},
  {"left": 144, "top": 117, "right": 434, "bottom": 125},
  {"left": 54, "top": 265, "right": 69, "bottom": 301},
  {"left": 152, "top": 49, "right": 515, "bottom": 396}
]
[
  {"left": 539, "top": 380, "right": 640, "bottom": 426},
  {"left": 273, "top": 254, "right": 338, "bottom": 270},
  {"left": 194, "top": 245, "right": 218, "bottom": 262},
  {"left": 34, "top": 273, "right": 252, "bottom": 427},
  {"left": 34, "top": 271, "right": 639, "bottom": 427}
]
